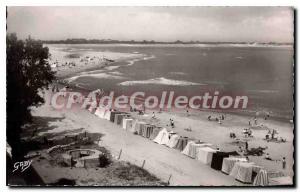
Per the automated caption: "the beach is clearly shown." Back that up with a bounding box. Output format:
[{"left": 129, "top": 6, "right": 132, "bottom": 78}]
[
  {"left": 47, "top": 44, "right": 146, "bottom": 78},
  {"left": 27, "top": 44, "right": 294, "bottom": 186}
]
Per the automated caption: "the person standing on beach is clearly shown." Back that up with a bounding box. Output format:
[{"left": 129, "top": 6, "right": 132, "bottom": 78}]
[
  {"left": 170, "top": 119, "right": 175, "bottom": 128},
  {"left": 282, "top": 157, "right": 286, "bottom": 169},
  {"left": 245, "top": 141, "right": 249, "bottom": 151},
  {"left": 186, "top": 109, "right": 190, "bottom": 117},
  {"left": 254, "top": 117, "right": 257, "bottom": 125}
]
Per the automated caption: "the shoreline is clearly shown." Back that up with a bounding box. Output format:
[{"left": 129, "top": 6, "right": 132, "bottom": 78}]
[
  {"left": 54, "top": 79, "right": 293, "bottom": 123},
  {"left": 45, "top": 43, "right": 294, "bottom": 48},
  {"left": 47, "top": 44, "right": 146, "bottom": 79}
]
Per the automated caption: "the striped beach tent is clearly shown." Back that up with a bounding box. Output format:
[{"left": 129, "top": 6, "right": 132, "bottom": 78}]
[{"left": 253, "top": 169, "right": 269, "bottom": 186}]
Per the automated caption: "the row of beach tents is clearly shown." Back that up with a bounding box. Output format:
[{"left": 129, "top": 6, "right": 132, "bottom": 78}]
[{"left": 86, "top": 104, "right": 292, "bottom": 186}]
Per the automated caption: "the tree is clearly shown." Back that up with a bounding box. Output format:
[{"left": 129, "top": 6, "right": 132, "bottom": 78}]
[{"left": 6, "top": 33, "right": 55, "bottom": 160}]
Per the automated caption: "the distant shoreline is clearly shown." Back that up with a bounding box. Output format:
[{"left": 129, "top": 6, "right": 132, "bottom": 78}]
[
  {"left": 42, "top": 39, "right": 292, "bottom": 46},
  {"left": 44, "top": 43, "right": 293, "bottom": 48}
]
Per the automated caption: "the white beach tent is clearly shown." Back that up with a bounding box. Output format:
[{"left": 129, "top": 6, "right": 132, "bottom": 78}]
[
  {"left": 104, "top": 110, "right": 111, "bottom": 120},
  {"left": 229, "top": 162, "right": 260, "bottom": 183},
  {"left": 94, "top": 106, "right": 107, "bottom": 119},
  {"left": 129, "top": 119, "right": 139, "bottom": 133},
  {"left": 181, "top": 141, "right": 213, "bottom": 158},
  {"left": 196, "top": 147, "right": 219, "bottom": 165},
  {"left": 166, "top": 134, "right": 180, "bottom": 148},
  {"left": 123, "top": 118, "right": 133, "bottom": 130},
  {"left": 221, "top": 157, "right": 248, "bottom": 174},
  {"left": 153, "top": 128, "right": 170, "bottom": 145}
]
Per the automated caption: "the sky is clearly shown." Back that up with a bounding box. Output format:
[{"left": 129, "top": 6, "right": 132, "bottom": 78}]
[{"left": 7, "top": 6, "right": 294, "bottom": 43}]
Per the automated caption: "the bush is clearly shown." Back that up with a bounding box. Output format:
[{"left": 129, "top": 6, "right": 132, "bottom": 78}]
[{"left": 98, "top": 154, "right": 111, "bottom": 168}]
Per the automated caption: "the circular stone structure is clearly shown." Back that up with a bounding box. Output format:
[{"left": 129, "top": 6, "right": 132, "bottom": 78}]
[{"left": 62, "top": 149, "right": 103, "bottom": 168}]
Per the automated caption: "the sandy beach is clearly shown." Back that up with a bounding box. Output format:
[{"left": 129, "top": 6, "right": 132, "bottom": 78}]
[
  {"left": 27, "top": 83, "right": 293, "bottom": 186},
  {"left": 46, "top": 44, "right": 146, "bottom": 78},
  {"left": 25, "top": 47, "right": 294, "bottom": 185},
  {"left": 30, "top": 90, "right": 245, "bottom": 186}
]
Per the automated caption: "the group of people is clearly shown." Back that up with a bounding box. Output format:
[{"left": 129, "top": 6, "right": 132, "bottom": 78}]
[
  {"left": 264, "top": 153, "right": 287, "bottom": 170},
  {"left": 207, "top": 114, "right": 225, "bottom": 124},
  {"left": 243, "top": 127, "right": 253, "bottom": 137},
  {"left": 265, "top": 129, "right": 286, "bottom": 143}
]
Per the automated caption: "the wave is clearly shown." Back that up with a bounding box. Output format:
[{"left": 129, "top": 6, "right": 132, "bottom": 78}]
[
  {"left": 104, "top": 66, "right": 120, "bottom": 70},
  {"left": 67, "top": 72, "right": 125, "bottom": 83},
  {"left": 79, "top": 69, "right": 105, "bottom": 75},
  {"left": 118, "top": 77, "right": 206, "bottom": 86},
  {"left": 127, "top": 55, "right": 155, "bottom": 66},
  {"left": 169, "top": 72, "right": 187, "bottom": 76},
  {"left": 109, "top": 71, "right": 123, "bottom": 76},
  {"left": 143, "top": 55, "right": 155, "bottom": 60},
  {"left": 247, "top": 89, "right": 279, "bottom": 94},
  {"left": 127, "top": 59, "right": 140, "bottom": 66}
]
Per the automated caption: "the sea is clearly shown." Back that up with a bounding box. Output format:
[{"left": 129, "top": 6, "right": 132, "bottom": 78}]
[{"left": 47, "top": 44, "right": 294, "bottom": 121}]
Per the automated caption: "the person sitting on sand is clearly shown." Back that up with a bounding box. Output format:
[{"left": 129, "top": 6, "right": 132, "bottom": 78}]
[
  {"left": 238, "top": 146, "right": 243, "bottom": 152},
  {"left": 245, "top": 156, "right": 249, "bottom": 162},
  {"left": 151, "top": 112, "right": 156, "bottom": 119},
  {"left": 265, "top": 153, "right": 272, "bottom": 161},
  {"left": 247, "top": 128, "right": 252, "bottom": 137},
  {"left": 138, "top": 110, "right": 144, "bottom": 115},
  {"left": 279, "top": 137, "right": 286, "bottom": 142},
  {"left": 229, "top": 132, "right": 236, "bottom": 139},
  {"left": 218, "top": 119, "right": 222, "bottom": 124}
]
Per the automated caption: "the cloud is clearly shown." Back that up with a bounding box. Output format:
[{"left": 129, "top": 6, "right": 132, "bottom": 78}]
[{"left": 7, "top": 6, "right": 293, "bottom": 43}]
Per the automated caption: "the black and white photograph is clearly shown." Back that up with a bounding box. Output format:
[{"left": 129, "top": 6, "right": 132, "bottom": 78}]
[{"left": 5, "top": 5, "right": 295, "bottom": 187}]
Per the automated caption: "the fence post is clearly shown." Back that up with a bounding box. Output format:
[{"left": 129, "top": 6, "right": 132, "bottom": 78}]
[
  {"left": 141, "top": 160, "right": 146, "bottom": 168},
  {"left": 118, "top": 149, "right": 122, "bottom": 160},
  {"left": 167, "top": 174, "right": 172, "bottom": 185}
]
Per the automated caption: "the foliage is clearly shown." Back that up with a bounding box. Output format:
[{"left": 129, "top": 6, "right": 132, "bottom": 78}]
[{"left": 7, "top": 33, "right": 55, "bottom": 160}]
